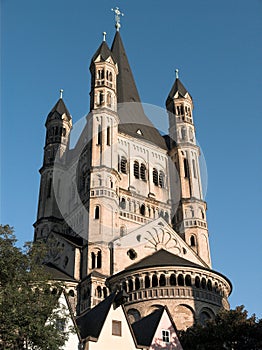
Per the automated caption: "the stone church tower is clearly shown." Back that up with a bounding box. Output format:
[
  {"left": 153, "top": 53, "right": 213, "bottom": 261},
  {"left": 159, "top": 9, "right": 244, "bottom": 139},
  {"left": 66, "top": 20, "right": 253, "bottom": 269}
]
[{"left": 34, "top": 12, "right": 231, "bottom": 330}]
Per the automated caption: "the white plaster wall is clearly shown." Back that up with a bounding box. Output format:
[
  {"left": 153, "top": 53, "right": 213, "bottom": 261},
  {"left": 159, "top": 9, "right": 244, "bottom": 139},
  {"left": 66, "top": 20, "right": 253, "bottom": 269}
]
[{"left": 88, "top": 305, "right": 138, "bottom": 350}]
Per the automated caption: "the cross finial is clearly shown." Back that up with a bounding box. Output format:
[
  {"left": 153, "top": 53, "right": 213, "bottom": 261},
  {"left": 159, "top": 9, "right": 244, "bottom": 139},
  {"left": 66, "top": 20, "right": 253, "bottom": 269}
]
[
  {"left": 111, "top": 6, "right": 124, "bottom": 31},
  {"left": 103, "top": 32, "right": 107, "bottom": 42},
  {"left": 60, "top": 89, "right": 64, "bottom": 99},
  {"left": 175, "top": 69, "right": 179, "bottom": 79}
]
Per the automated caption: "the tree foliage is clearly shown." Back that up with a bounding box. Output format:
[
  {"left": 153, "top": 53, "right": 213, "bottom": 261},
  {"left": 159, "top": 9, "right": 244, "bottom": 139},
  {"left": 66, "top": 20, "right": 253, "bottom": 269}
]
[
  {"left": 0, "top": 225, "right": 70, "bottom": 349},
  {"left": 179, "top": 306, "right": 262, "bottom": 350}
]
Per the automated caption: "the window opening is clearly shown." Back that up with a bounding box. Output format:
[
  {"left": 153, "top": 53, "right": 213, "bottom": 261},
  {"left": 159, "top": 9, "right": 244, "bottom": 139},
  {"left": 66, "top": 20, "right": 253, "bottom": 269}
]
[
  {"left": 153, "top": 168, "right": 158, "bottom": 186},
  {"left": 134, "top": 161, "right": 139, "bottom": 179},
  {"left": 159, "top": 171, "right": 165, "bottom": 188},
  {"left": 162, "top": 330, "right": 170, "bottom": 343},
  {"left": 140, "top": 163, "right": 146, "bottom": 181},
  {"left": 112, "top": 320, "right": 122, "bottom": 336},
  {"left": 94, "top": 206, "right": 100, "bottom": 219}
]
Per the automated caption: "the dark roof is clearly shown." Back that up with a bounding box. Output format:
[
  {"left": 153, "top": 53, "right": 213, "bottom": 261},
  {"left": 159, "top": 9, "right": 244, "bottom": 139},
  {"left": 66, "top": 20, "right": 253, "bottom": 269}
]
[
  {"left": 76, "top": 292, "right": 116, "bottom": 340},
  {"left": 111, "top": 31, "right": 167, "bottom": 149},
  {"left": 111, "top": 31, "right": 141, "bottom": 104},
  {"left": 91, "top": 40, "right": 114, "bottom": 63},
  {"left": 53, "top": 231, "right": 86, "bottom": 247},
  {"left": 132, "top": 308, "right": 164, "bottom": 346},
  {"left": 45, "top": 98, "right": 71, "bottom": 125},
  {"left": 124, "top": 249, "right": 203, "bottom": 272},
  {"left": 43, "top": 262, "right": 77, "bottom": 282},
  {"left": 166, "top": 78, "right": 192, "bottom": 101}
]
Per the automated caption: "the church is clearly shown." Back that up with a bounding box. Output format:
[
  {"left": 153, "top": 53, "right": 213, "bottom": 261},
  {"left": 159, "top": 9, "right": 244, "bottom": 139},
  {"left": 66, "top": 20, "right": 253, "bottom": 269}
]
[{"left": 33, "top": 7, "right": 232, "bottom": 343}]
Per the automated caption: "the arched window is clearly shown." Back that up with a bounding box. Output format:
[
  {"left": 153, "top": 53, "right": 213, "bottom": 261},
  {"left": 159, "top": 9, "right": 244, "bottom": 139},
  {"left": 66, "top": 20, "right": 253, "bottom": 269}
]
[
  {"left": 103, "top": 287, "right": 108, "bottom": 298},
  {"left": 185, "top": 275, "right": 192, "bottom": 286},
  {"left": 128, "top": 279, "right": 133, "bottom": 292},
  {"left": 120, "top": 198, "right": 126, "bottom": 210},
  {"left": 201, "top": 278, "right": 207, "bottom": 289},
  {"left": 181, "top": 127, "right": 187, "bottom": 140},
  {"left": 159, "top": 171, "right": 165, "bottom": 188},
  {"left": 178, "top": 274, "right": 184, "bottom": 286},
  {"left": 195, "top": 276, "right": 200, "bottom": 288},
  {"left": 94, "top": 206, "right": 100, "bottom": 219},
  {"left": 108, "top": 71, "right": 112, "bottom": 82},
  {"left": 140, "top": 164, "right": 146, "bottom": 181},
  {"left": 153, "top": 168, "right": 158, "bottom": 186},
  {"left": 98, "top": 91, "right": 104, "bottom": 105},
  {"left": 135, "top": 277, "right": 140, "bottom": 290},
  {"left": 207, "top": 279, "right": 212, "bottom": 291},
  {"left": 190, "top": 235, "right": 196, "bottom": 247},
  {"left": 106, "top": 126, "right": 110, "bottom": 145},
  {"left": 97, "top": 286, "right": 102, "bottom": 298},
  {"left": 145, "top": 275, "right": 150, "bottom": 288},
  {"left": 170, "top": 274, "right": 176, "bottom": 286},
  {"left": 120, "top": 156, "right": 127, "bottom": 174},
  {"left": 134, "top": 161, "right": 139, "bottom": 178},
  {"left": 159, "top": 274, "right": 166, "bottom": 287},
  {"left": 97, "top": 250, "right": 102, "bottom": 268},
  {"left": 152, "top": 274, "right": 158, "bottom": 287},
  {"left": 91, "top": 252, "right": 96, "bottom": 269},
  {"left": 140, "top": 204, "right": 145, "bottom": 216}
]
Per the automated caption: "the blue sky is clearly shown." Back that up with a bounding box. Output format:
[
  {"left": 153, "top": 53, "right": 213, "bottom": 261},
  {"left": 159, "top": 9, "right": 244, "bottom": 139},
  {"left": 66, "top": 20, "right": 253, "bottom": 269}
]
[{"left": 1, "top": 1, "right": 262, "bottom": 318}]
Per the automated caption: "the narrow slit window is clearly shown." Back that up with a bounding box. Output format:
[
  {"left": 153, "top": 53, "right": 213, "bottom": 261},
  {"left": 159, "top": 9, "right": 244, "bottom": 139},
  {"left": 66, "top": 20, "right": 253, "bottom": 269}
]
[
  {"left": 120, "top": 156, "right": 127, "bottom": 174},
  {"left": 134, "top": 161, "right": 139, "bottom": 179},
  {"left": 140, "top": 164, "right": 146, "bottom": 181},
  {"left": 153, "top": 168, "right": 158, "bottom": 186},
  {"left": 159, "top": 171, "right": 165, "bottom": 188},
  {"left": 107, "top": 126, "right": 110, "bottom": 145},
  {"left": 97, "top": 124, "right": 102, "bottom": 145},
  {"left": 94, "top": 206, "right": 100, "bottom": 219},
  {"left": 184, "top": 158, "right": 189, "bottom": 178}
]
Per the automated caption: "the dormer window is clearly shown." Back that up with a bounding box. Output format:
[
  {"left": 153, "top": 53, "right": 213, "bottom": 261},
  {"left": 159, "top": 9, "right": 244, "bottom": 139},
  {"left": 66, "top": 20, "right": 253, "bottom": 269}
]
[{"left": 136, "top": 129, "right": 143, "bottom": 135}]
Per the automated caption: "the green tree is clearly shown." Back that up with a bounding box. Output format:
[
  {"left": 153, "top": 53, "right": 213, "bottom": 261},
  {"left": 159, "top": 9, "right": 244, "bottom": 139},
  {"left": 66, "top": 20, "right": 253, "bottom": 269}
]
[
  {"left": 179, "top": 306, "right": 262, "bottom": 350},
  {"left": 0, "top": 225, "right": 70, "bottom": 349}
]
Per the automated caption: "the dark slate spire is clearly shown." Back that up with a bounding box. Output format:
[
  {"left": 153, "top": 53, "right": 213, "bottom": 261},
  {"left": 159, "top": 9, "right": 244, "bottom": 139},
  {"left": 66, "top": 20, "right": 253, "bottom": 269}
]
[
  {"left": 111, "top": 31, "right": 141, "bottom": 104},
  {"left": 45, "top": 98, "right": 71, "bottom": 125},
  {"left": 91, "top": 40, "right": 114, "bottom": 63},
  {"left": 166, "top": 77, "right": 192, "bottom": 101},
  {"left": 111, "top": 31, "right": 167, "bottom": 149}
]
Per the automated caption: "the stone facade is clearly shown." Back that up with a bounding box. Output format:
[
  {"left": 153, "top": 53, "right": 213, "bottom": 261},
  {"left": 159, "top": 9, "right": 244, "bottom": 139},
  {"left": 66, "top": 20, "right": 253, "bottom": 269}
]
[{"left": 34, "top": 28, "right": 231, "bottom": 331}]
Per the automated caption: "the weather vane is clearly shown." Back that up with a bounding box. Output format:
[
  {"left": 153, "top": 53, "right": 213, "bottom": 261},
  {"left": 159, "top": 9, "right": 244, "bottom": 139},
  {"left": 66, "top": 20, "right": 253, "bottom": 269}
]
[
  {"left": 103, "top": 32, "right": 107, "bottom": 42},
  {"left": 111, "top": 7, "right": 124, "bottom": 31},
  {"left": 60, "top": 89, "right": 64, "bottom": 99},
  {"left": 175, "top": 69, "right": 179, "bottom": 79}
]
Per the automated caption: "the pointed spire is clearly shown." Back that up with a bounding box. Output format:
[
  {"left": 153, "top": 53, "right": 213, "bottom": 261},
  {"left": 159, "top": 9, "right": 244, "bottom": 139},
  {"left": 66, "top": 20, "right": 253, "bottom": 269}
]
[
  {"left": 111, "top": 31, "right": 141, "bottom": 104},
  {"left": 166, "top": 72, "right": 192, "bottom": 101},
  {"left": 45, "top": 97, "right": 71, "bottom": 125},
  {"left": 91, "top": 39, "right": 114, "bottom": 63}
]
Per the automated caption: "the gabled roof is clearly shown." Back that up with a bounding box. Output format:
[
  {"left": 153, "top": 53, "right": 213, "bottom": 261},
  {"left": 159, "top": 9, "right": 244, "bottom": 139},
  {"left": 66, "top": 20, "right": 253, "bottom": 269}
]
[
  {"left": 76, "top": 292, "right": 116, "bottom": 340},
  {"left": 125, "top": 249, "right": 202, "bottom": 273},
  {"left": 91, "top": 40, "right": 115, "bottom": 63},
  {"left": 45, "top": 98, "right": 71, "bottom": 125},
  {"left": 43, "top": 262, "right": 77, "bottom": 282},
  {"left": 111, "top": 31, "right": 167, "bottom": 149},
  {"left": 132, "top": 308, "right": 164, "bottom": 347},
  {"left": 166, "top": 78, "right": 192, "bottom": 101}
]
